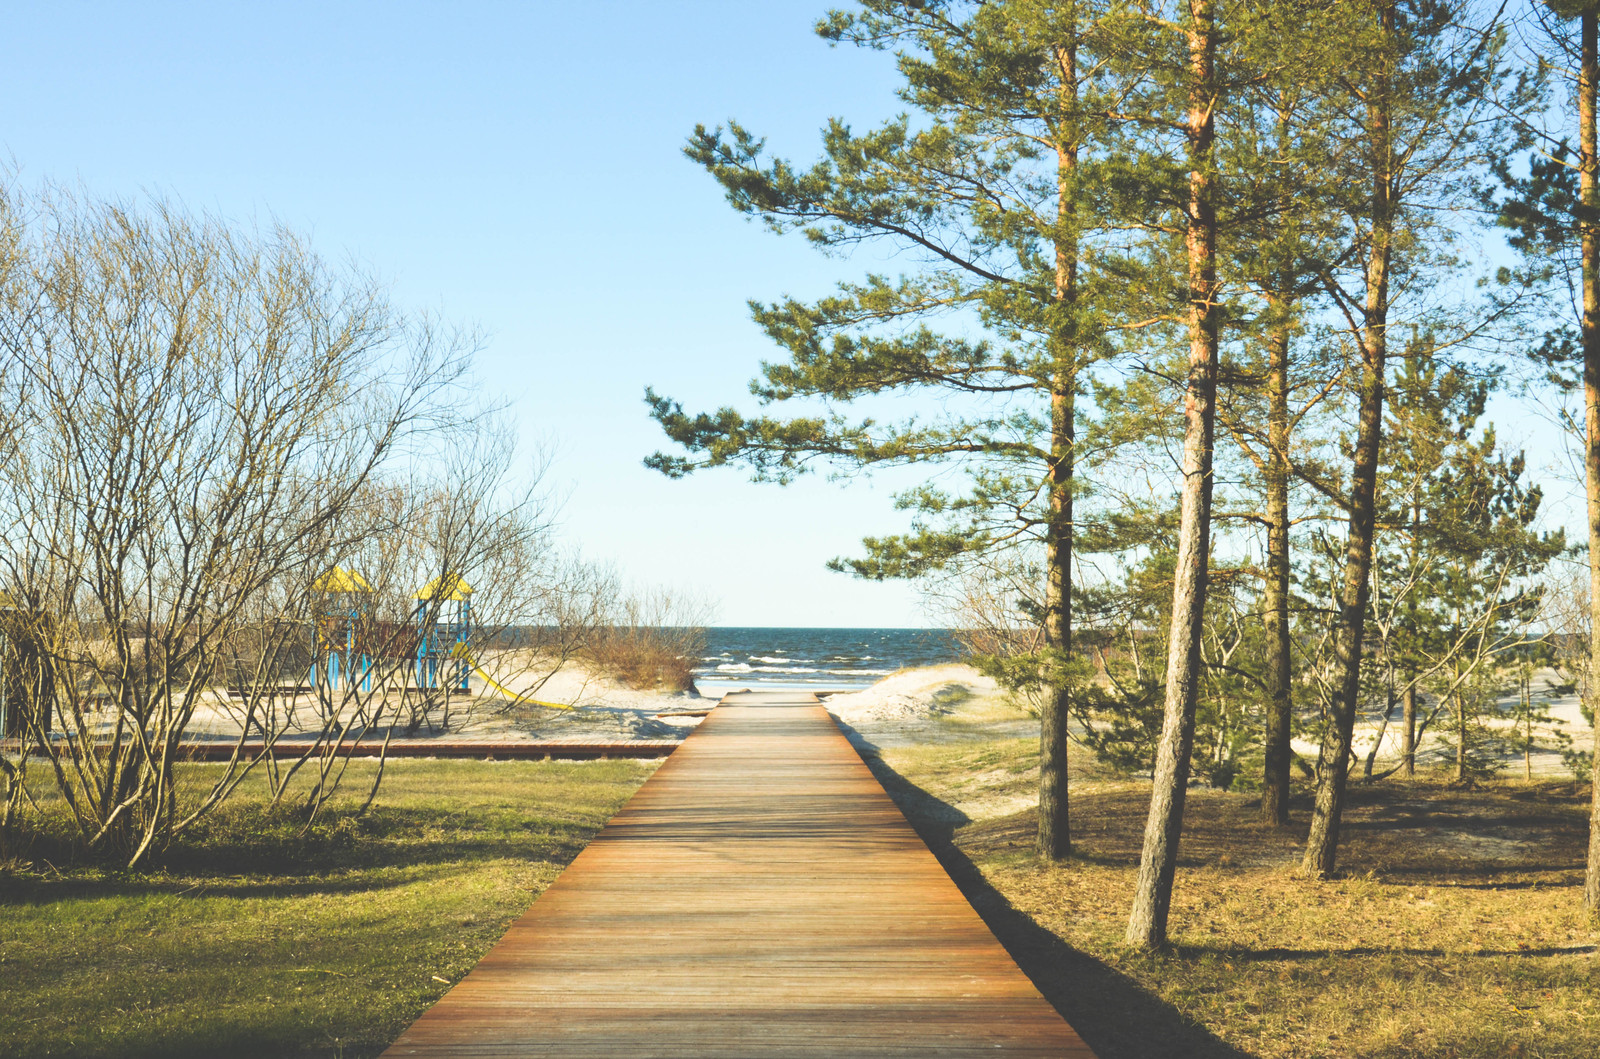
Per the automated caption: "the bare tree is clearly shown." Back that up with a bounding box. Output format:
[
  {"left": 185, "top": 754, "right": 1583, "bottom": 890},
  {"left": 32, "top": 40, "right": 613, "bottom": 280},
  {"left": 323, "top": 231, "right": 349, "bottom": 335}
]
[{"left": 0, "top": 189, "right": 477, "bottom": 866}]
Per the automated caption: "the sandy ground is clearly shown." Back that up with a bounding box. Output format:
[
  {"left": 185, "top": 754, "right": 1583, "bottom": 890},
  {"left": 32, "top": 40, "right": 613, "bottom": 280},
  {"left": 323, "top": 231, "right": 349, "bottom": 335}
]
[
  {"left": 822, "top": 664, "right": 1600, "bottom": 846},
  {"left": 1319, "top": 668, "right": 1593, "bottom": 779},
  {"left": 826, "top": 663, "right": 1596, "bottom": 781},
  {"left": 101, "top": 657, "right": 1600, "bottom": 767},
  {"left": 825, "top": 664, "right": 1003, "bottom": 724},
  {"left": 178, "top": 656, "right": 711, "bottom": 744},
  {"left": 824, "top": 664, "right": 1039, "bottom": 749}
]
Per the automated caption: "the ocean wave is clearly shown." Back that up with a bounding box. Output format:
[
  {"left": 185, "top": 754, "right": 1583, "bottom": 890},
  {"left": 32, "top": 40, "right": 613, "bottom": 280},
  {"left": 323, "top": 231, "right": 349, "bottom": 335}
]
[
  {"left": 696, "top": 628, "right": 961, "bottom": 683},
  {"left": 700, "top": 665, "right": 894, "bottom": 678}
]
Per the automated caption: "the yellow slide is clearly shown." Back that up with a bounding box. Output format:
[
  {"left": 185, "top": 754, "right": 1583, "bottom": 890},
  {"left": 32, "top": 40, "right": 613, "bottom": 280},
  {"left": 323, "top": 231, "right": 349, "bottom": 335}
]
[
  {"left": 472, "top": 665, "right": 574, "bottom": 710},
  {"left": 452, "top": 645, "right": 576, "bottom": 710}
]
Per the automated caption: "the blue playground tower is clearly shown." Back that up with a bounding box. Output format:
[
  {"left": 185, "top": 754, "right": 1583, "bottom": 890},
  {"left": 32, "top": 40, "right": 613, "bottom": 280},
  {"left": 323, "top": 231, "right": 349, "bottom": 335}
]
[
  {"left": 309, "top": 567, "right": 373, "bottom": 692},
  {"left": 415, "top": 573, "right": 473, "bottom": 693}
]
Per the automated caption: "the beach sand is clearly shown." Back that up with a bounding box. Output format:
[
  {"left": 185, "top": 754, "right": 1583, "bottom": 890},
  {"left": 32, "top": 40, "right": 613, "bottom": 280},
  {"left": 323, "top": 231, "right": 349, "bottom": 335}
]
[
  {"left": 177, "top": 653, "right": 711, "bottom": 745},
  {"left": 160, "top": 658, "right": 1597, "bottom": 773},
  {"left": 825, "top": 663, "right": 1595, "bottom": 779}
]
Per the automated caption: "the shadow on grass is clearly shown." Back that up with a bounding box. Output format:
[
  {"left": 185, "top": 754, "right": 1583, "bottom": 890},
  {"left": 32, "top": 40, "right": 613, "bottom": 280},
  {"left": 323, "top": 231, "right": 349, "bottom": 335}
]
[
  {"left": 1189, "top": 943, "right": 1598, "bottom": 961},
  {"left": 0, "top": 804, "right": 597, "bottom": 906},
  {"left": 837, "top": 722, "right": 1257, "bottom": 1059},
  {"left": 1426, "top": 873, "right": 1587, "bottom": 889},
  {"left": 0, "top": 860, "right": 471, "bottom": 904}
]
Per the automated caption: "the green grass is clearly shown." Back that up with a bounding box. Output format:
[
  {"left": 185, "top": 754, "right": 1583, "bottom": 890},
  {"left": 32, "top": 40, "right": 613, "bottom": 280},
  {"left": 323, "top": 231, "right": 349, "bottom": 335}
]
[
  {"left": 0, "top": 757, "right": 656, "bottom": 1058},
  {"left": 11, "top": 698, "right": 1597, "bottom": 1059},
  {"left": 862, "top": 712, "right": 1600, "bottom": 1059}
]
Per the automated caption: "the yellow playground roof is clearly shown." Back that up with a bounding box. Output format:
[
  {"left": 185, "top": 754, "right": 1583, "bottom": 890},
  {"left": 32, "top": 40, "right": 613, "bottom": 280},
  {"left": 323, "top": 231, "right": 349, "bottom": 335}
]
[
  {"left": 415, "top": 573, "right": 474, "bottom": 601},
  {"left": 312, "top": 567, "right": 373, "bottom": 594}
]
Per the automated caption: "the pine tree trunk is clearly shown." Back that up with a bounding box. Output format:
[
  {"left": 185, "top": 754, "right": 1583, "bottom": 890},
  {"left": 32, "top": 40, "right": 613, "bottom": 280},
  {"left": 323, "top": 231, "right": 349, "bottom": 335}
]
[
  {"left": 1455, "top": 688, "right": 1468, "bottom": 783},
  {"left": 1525, "top": 673, "right": 1533, "bottom": 782},
  {"left": 1579, "top": 10, "right": 1600, "bottom": 916},
  {"left": 1040, "top": 384, "right": 1073, "bottom": 859},
  {"left": 1038, "top": 38, "right": 1081, "bottom": 862},
  {"left": 1127, "top": 1, "right": 1218, "bottom": 949},
  {"left": 1302, "top": 0, "right": 1393, "bottom": 880},
  {"left": 1402, "top": 492, "right": 1421, "bottom": 780},
  {"left": 1261, "top": 310, "right": 1293, "bottom": 826},
  {"left": 1402, "top": 680, "right": 1417, "bottom": 778}
]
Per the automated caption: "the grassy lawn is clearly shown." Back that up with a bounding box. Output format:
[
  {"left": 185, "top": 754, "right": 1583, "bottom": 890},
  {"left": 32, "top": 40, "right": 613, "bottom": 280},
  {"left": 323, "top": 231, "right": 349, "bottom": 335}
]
[
  {"left": 7, "top": 711, "right": 1597, "bottom": 1059},
  {"left": 0, "top": 757, "right": 656, "bottom": 1058},
  {"left": 863, "top": 724, "right": 1600, "bottom": 1059}
]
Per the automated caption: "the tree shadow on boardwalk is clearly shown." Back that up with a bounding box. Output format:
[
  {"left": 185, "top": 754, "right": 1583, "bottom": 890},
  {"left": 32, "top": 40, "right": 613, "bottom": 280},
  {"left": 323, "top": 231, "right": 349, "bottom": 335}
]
[{"left": 838, "top": 724, "right": 1257, "bottom": 1059}]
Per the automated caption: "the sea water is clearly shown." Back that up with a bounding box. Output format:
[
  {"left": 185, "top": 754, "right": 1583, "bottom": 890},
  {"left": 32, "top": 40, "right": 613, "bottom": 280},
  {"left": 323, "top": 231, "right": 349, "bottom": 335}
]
[{"left": 693, "top": 627, "right": 962, "bottom": 696}]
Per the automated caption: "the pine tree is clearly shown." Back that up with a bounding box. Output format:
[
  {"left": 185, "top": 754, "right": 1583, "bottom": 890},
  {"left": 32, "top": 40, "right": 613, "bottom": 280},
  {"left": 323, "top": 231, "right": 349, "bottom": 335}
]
[
  {"left": 1301, "top": 0, "right": 1521, "bottom": 878},
  {"left": 1375, "top": 352, "right": 1493, "bottom": 777},
  {"left": 1214, "top": 13, "right": 1361, "bottom": 825},
  {"left": 1493, "top": 0, "right": 1600, "bottom": 914},
  {"left": 647, "top": 1, "right": 1129, "bottom": 858},
  {"left": 1357, "top": 350, "right": 1559, "bottom": 776},
  {"left": 1122, "top": 0, "right": 1225, "bottom": 950}
]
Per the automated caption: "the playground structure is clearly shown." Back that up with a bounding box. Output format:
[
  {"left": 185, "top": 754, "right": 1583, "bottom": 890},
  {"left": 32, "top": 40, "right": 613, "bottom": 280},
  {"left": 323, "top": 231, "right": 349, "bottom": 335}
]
[
  {"left": 414, "top": 573, "right": 473, "bottom": 693},
  {"left": 412, "top": 572, "right": 572, "bottom": 708},
  {"left": 308, "top": 568, "right": 473, "bottom": 694},
  {"left": 304, "top": 567, "right": 571, "bottom": 708},
  {"left": 309, "top": 567, "right": 374, "bottom": 692}
]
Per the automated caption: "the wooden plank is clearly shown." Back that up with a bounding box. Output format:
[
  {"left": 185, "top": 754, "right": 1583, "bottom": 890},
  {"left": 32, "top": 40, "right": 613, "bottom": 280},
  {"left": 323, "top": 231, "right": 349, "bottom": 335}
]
[{"left": 381, "top": 690, "right": 1097, "bottom": 1058}]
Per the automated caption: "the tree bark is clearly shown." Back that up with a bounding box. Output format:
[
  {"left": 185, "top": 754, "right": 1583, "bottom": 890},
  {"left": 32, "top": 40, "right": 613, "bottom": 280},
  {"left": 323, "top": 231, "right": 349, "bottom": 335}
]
[
  {"left": 1038, "top": 37, "right": 1081, "bottom": 861},
  {"left": 1302, "top": 0, "right": 1393, "bottom": 879},
  {"left": 1041, "top": 381, "right": 1074, "bottom": 859},
  {"left": 1401, "top": 489, "right": 1422, "bottom": 780},
  {"left": 1127, "top": 0, "right": 1218, "bottom": 949},
  {"left": 1524, "top": 670, "right": 1533, "bottom": 783},
  {"left": 1261, "top": 306, "right": 1293, "bottom": 826},
  {"left": 1036, "top": 377, "right": 1075, "bottom": 857},
  {"left": 1579, "top": 10, "right": 1600, "bottom": 915},
  {"left": 1402, "top": 680, "right": 1417, "bottom": 777}
]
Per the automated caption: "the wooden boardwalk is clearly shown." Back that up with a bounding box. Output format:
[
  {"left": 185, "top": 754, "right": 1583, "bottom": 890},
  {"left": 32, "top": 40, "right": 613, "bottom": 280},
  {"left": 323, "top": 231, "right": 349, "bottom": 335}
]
[{"left": 381, "top": 690, "right": 1096, "bottom": 1058}]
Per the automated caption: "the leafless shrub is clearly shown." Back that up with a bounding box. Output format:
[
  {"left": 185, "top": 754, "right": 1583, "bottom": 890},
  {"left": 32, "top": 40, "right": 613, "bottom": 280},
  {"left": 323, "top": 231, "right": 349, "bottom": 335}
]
[
  {"left": 922, "top": 557, "right": 1045, "bottom": 662},
  {"left": 1539, "top": 556, "right": 1590, "bottom": 697},
  {"left": 0, "top": 187, "right": 488, "bottom": 864},
  {"left": 585, "top": 582, "right": 713, "bottom": 692}
]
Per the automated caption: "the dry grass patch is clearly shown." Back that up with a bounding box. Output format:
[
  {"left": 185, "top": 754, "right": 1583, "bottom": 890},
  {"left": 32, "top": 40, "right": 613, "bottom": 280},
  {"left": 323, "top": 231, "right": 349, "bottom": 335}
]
[{"left": 868, "top": 735, "right": 1600, "bottom": 1059}]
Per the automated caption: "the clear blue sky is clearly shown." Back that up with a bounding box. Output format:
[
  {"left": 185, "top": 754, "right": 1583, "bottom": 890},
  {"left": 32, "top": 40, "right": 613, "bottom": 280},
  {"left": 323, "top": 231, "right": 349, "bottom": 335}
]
[
  {"left": 4, "top": 3, "right": 1576, "bottom": 628},
  {"left": 0, "top": 1, "right": 949, "bottom": 626}
]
